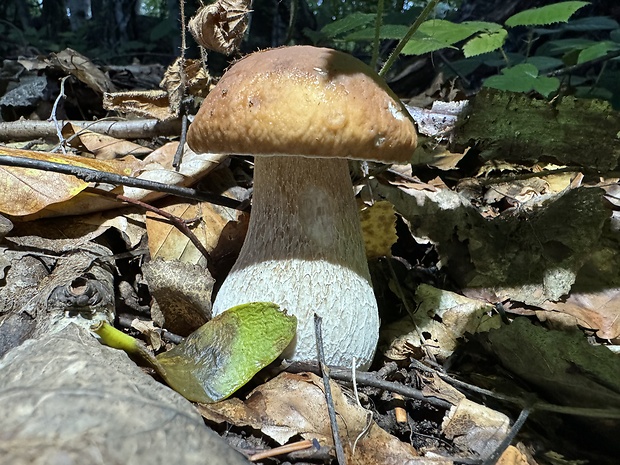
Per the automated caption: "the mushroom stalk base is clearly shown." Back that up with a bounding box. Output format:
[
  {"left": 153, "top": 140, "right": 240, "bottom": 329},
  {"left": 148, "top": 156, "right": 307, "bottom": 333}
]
[{"left": 211, "top": 156, "right": 379, "bottom": 368}]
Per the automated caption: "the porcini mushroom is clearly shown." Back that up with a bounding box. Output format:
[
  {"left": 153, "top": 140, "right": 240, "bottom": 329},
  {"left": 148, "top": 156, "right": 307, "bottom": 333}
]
[{"left": 187, "top": 46, "right": 417, "bottom": 369}]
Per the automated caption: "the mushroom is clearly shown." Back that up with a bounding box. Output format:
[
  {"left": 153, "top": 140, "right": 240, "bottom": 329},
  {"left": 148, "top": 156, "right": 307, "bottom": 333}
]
[{"left": 187, "top": 46, "right": 417, "bottom": 369}]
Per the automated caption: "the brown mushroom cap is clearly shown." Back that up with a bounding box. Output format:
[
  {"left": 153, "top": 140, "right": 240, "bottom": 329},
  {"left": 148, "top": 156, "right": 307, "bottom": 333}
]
[{"left": 187, "top": 46, "right": 417, "bottom": 163}]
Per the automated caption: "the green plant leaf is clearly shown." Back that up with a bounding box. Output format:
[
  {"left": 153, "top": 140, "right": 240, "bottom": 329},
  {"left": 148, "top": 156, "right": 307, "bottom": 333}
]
[
  {"left": 156, "top": 302, "right": 297, "bottom": 403},
  {"left": 320, "top": 12, "right": 376, "bottom": 38},
  {"left": 537, "top": 37, "right": 596, "bottom": 56},
  {"left": 505, "top": 1, "right": 590, "bottom": 27},
  {"left": 463, "top": 28, "right": 508, "bottom": 57},
  {"left": 561, "top": 16, "right": 619, "bottom": 31},
  {"left": 483, "top": 63, "right": 560, "bottom": 97},
  {"left": 345, "top": 24, "right": 409, "bottom": 41},
  {"left": 400, "top": 33, "right": 457, "bottom": 55},
  {"left": 577, "top": 41, "right": 620, "bottom": 64},
  {"left": 525, "top": 56, "right": 564, "bottom": 72}
]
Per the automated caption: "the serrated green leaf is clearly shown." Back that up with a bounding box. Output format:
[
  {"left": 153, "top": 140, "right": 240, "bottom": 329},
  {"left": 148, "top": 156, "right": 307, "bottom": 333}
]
[
  {"left": 320, "top": 12, "right": 376, "bottom": 38},
  {"left": 400, "top": 33, "right": 457, "bottom": 55},
  {"left": 156, "top": 302, "right": 297, "bottom": 403},
  {"left": 525, "top": 56, "right": 564, "bottom": 71},
  {"left": 345, "top": 24, "right": 408, "bottom": 41},
  {"left": 483, "top": 63, "right": 559, "bottom": 97},
  {"left": 533, "top": 76, "right": 562, "bottom": 97},
  {"left": 577, "top": 41, "right": 620, "bottom": 64},
  {"left": 400, "top": 20, "right": 494, "bottom": 56},
  {"left": 537, "top": 37, "right": 596, "bottom": 56},
  {"left": 463, "top": 29, "right": 508, "bottom": 57},
  {"left": 417, "top": 19, "right": 483, "bottom": 44},
  {"left": 505, "top": 1, "right": 590, "bottom": 28},
  {"left": 561, "top": 16, "right": 619, "bottom": 31}
]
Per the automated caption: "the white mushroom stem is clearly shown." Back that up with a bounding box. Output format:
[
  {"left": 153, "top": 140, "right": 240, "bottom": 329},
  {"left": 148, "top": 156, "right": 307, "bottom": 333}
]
[{"left": 211, "top": 156, "right": 379, "bottom": 368}]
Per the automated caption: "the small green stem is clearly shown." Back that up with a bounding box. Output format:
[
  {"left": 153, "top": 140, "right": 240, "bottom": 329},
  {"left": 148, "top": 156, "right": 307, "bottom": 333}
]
[
  {"left": 92, "top": 321, "right": 159, "bottom": 367},
  {"left": 379, "top": 0, "right": 441, "bottom": 77},
  {"left": 371, "top": 0, "right": 385, "bottom": 70}
]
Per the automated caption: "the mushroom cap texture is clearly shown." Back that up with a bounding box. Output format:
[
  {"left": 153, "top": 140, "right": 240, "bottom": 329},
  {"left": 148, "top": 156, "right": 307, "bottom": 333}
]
[{"left": 187, "top": 45, "right": 417, "bottom": 163}]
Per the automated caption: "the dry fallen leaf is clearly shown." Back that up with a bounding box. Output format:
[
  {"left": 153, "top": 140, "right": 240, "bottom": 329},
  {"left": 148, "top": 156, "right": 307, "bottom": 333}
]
[
  {"left": 381, "top": 284, "right": 500, "bottom": 361},
  {"left": 0, "top": 146, "right": 133, "bottom": 216},
  {"left": 360, "top": 200, "right": 397, "bottom": 259},
  {"left": 198, "top": 372, "right": 422, "bottom": 465},
  {"left": 48, "top": 48, "right": 116, "bottom": 94},
  {"left": 189, "top": 0, "right": 251, "bottom": 55},
  {"left": 62, "top": 122, "right": 151, "bottom": 160}
]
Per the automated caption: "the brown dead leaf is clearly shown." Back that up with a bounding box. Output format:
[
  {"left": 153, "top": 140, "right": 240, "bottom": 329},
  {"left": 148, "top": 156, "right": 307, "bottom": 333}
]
[
  {"left": 381, "top": 284, "right": 500, "bottom": 361},
  {"left": 143, "top": 258, "right": 213, "bottom": 336},
  {"left": 497, "top": 445, "right": 532, "bottom": 465},
  {"left": 0, "top": 146, "right": 132, "bottom": 216},
  {"left": 442, "top": 398, "right": 510, "bottom": 457},
  {"left": 103, "top": 89, "right": 175, "bottom": 120},
  {"left": 146, "top": 200, "right": 231, "bottom": 264},
  {"left": 538, "top": 288, "right": 620, "bottom": 340},
  {"left": 189, "top": 0, "right": 251, "bottom": 55},
  {"left": 49, "top": 48, "right": 116, "bottom": 94},
  {"left": 62, "top": 122, "right": 151, "bottom": 160},
  {"left": 198, "top": 372, "right": 421, "bottom": 465}
]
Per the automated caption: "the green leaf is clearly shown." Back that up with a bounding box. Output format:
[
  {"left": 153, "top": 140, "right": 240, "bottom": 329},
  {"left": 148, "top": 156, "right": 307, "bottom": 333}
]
[
  {"left": 320, "top": 12, "right": 376, "bottom": 38},
  {"left": 537, "top": 37, "right": 596, "bottom": 56},
  {"left": 525, "top": 56, "right": 564, "bottom": 72},
  {"left": 399, "top": 20, "right": 479, "bottom": 56},
  {"left": 561, "top": 16, "right": 619, "bottom": 31},
  {"left": 417, "top": 19, "right": 484, "bottom": 45},
  {"left": 483, "top": 63, "right": 560, "bottom": 97},
  {"left": 400, "top": 33, "right": 457, "bottom": 55},
  {"left": 345, "top": 24, "right": 408, "bottom": 41},
  {"left": 463, "top": 28, "right": 508, "bottom": 57},
  {"left": 577, "top": 41, "right": 620, "bottom": 64},
  {"left": 156, "top": 302, "right": 297, "bottom": 403},
  {"left": 505, "top": 1, "right": 590, "bottom": 27}
]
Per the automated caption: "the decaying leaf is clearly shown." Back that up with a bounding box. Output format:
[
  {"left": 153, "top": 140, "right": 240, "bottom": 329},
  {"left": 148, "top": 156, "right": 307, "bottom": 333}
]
[
  {"left": 48, "top": 48, "right": 116, "bottom": 94},
  {"left": 381, "top": 284, "right": 500, "bottom": 361},
  {"left": 0, "top": 146, "right": 133, "bottom": 217},
  {"left": 189, "top": 0, "right": 251, "bottom": 55},
  {"left": 103, "top": 89, "right": 174, "bottom": 120},
  {"left": 443, "top": 398, "right": 511, "bottom": 457},
  {"left": 360, "top": 200, "right": 397, "bottom": 259},
  {"left": 62, "top": 122, "right": 151, "bottom": 160},
  {"left": 142, "top": 258, "right": 214, "bottom": 336},
  {"left": 104, "top": 58, "right": 212, "bottom": 119},
  {"left": 198, "top": 372, "right": 423, "bottom": 465}
]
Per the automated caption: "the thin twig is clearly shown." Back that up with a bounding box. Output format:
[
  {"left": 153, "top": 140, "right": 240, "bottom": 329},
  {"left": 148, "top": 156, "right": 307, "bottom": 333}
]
[
  {"left": 0, "top": 154, "right": 245, "bottom": 210},
  {"left": 314, "top": 314, "right": 347, "bottom": 464},
  {"left": 379, "top": 0, "right": 440, "bottom": 77},
  {"left": 93, "top": 188, "right": 212, "bottom": 262},
  {"left": 371, "top": 0, "right": 385, "bottom": 70},
  {"left": 49, "top": 75, "right": 71, "bottom": 154},
  {"left": 248, "top": 439, "right": 314, "bottom": 462}
]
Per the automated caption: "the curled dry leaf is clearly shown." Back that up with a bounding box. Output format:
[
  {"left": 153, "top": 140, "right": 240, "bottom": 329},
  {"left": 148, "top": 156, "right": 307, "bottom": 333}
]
[
  {"left": 199, "top": 372, "right": 421, "bottom": 465},
  {"left": 103, "top": 89, "right": 174, "bottom": 120},
  {"left": 49, "top": 48, "right": 116, "bottom": 94},
  {"left": 189, "top": 0, "right": 251, "bottom": 55}
]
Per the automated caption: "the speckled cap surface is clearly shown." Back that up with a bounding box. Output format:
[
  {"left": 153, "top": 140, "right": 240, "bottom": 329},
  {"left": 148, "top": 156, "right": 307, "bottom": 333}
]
[{"left": 187, "top": 46, "right": 417, "bottom": 163}]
